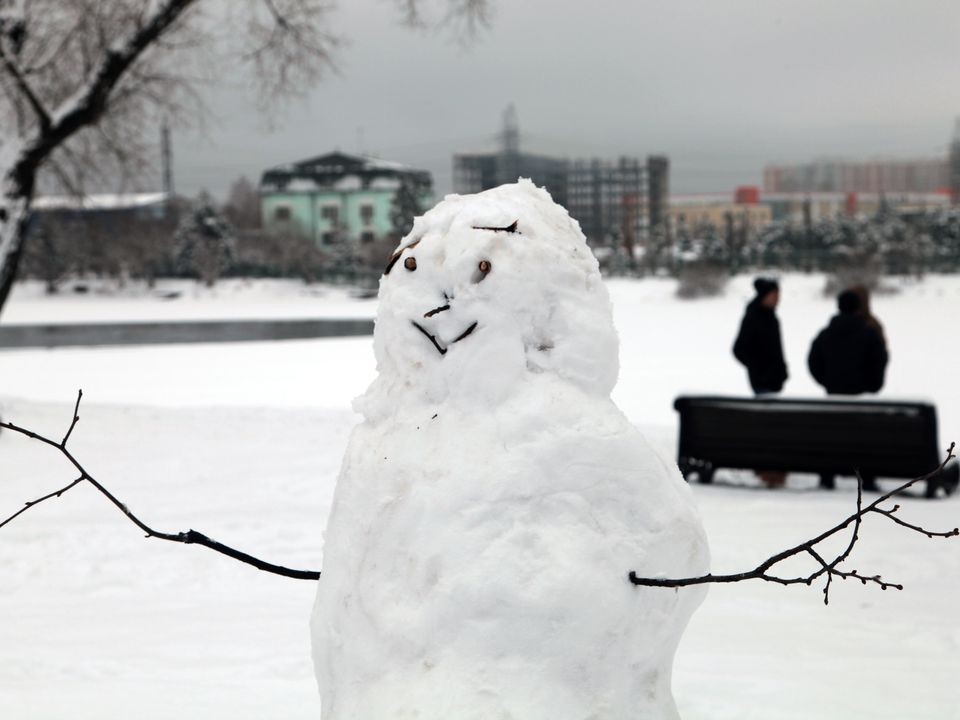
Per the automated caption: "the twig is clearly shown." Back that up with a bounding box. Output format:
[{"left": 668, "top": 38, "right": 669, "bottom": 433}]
[
  {"left": 0, "top": 39, "right": 51, "bottom": 130},
  {"left": 0, "top": 390, "right": 321, "bottom": 581},
  {"left": 0, "top": 476, "right": 84, "bottom": 531},
  {"left": 629, "top": 443, "right": 958, "bottom": 604}
]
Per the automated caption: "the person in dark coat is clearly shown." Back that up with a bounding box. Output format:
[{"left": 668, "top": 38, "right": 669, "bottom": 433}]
[
  {"left": 733, "top": 278, "right": 788, "bottom": 395},
  {"left": 808, "top": 289, "right": 889, "bottom": 491},
  {"left": 808, "top": 290, "right": 888, "bottom": 396},
  {"left": 734, "top": 278, "right": 789, "bottom": 489}
]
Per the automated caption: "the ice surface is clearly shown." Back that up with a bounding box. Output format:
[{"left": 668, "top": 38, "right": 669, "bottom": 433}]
[{"left": 312, "top": 181, "right": 709, "bottom": 719}]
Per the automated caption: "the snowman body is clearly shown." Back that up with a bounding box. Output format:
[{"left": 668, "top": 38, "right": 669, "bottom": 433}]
[{"left": 313, "top": 181, "right": 709, "bottom": 720}]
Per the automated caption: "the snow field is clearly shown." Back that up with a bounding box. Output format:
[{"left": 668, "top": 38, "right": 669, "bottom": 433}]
[{"left": 1, "top": 272, "right": 958, "bottom": 718}]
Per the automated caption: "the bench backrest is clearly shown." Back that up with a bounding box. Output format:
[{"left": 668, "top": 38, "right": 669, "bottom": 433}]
[{"left": 674, "top": 396, "right": 941, "bottom": 478}]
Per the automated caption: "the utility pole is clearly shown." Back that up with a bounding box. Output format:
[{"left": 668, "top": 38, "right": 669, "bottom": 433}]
[{"left": 161, "top": 122, "right": 174, "bottom": 200}]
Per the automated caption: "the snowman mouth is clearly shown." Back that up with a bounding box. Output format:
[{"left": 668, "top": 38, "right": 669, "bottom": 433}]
[{"left": 411, "top": 321, "right": 478, "bottom": 356}]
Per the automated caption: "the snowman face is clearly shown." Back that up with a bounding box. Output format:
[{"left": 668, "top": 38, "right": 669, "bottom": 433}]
[
  {"left": 367, "top": 181, "right": 619, "bottom": 411},
  {"left": 383, "top": 222, "right": 513, "bottom": 358}
]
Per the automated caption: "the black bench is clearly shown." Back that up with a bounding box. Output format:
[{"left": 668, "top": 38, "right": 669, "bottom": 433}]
[{"left": 674, "top": 395, "right": 959, "bottom": 498}]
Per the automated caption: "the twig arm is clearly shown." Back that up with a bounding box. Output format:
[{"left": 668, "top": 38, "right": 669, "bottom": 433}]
[
  {"left": 629, "top": 443, "right": 957, "bottom": 604},
  {"left": 0, "top": 390, "right": 322, "bottom": 581}
]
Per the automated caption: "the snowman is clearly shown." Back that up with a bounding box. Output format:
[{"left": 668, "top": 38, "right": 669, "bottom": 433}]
[{"left": 312, "top": 180, "right": 709, "bottom": 719}]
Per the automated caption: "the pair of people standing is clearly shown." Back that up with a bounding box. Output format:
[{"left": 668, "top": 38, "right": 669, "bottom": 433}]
[
  {"left": 732, "top": 277, "right": 889, "bottom": 488},
  {"left": 734, "top": 278, "right": 888, "bottom": 396}
]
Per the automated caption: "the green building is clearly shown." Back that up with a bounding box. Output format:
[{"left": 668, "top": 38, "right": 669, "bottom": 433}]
[{"left": 259, "top": 152, "right": 433, "bottom": 246}]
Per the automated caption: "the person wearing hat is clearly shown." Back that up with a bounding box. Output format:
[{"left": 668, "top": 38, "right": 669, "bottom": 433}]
[
  {"left": 733, "top": 277, "right": 789, "bottom": 489},
  {"left": 807, "top": 289, "right": 889, "bottom": 491},
  {"left": 733, "top": 277, "right": 788, "bottom": 395},
  {"left": 808, "top": 288, "right": 888, "bottom": 396}
]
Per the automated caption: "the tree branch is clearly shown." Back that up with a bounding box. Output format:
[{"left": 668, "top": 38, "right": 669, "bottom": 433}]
[
  {"left": 0, "top": 390, "right": 321, "bottom": 581},
  {"left": 629, "top": 443, "right": 958, "bottom": 604},
  {"left": 0, "top": 40, "right": 51, "bottom": 130},
  {"left": 13, "top": 0, "right": 198, "bottom": 181}
]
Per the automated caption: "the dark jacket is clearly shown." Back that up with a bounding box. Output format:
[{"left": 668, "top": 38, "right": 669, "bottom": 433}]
[
  {"left": 807, "top": 314, "right": 888, "bottom": 395},
  {"left": 733, "top": 299, "right": 788, "bottom": 394}
]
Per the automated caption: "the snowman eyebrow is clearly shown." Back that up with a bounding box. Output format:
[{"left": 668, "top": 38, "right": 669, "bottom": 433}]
[
  {"left": 472, "top": 219, "right": 519, "bottom": 233},
  {"left": 383, "top": 239, "right": 421, "bottom": 275}
]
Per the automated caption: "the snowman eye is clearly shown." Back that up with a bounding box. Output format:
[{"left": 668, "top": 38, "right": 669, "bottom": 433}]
[
  {"left": 383, "top": 238, "right": 421, "bottom": 275},
  {"left": 404, "top": 257, "right": 417, "bottom": 271},
  {"left": 472, "top": 259, "right": 491, "bottom": 284}
]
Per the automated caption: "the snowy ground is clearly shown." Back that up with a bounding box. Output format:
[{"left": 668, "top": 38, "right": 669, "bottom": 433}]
[{"left": 1, "top": 274, "right": 958, "bottom": 719}]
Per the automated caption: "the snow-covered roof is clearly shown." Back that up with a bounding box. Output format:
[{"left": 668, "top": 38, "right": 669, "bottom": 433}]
[
  {"left": 32, "top": 192, "right": 169, "bottom": 211},
  {"left": 259, "top": 151, "right": 431, "bottom": 194}
]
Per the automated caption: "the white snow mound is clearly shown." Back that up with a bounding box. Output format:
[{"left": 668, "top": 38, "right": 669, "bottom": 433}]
[{"left": 312, "top": 179, "right": 710, "bottom": 719}]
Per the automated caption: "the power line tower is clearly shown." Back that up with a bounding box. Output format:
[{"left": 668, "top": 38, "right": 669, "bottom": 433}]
[
  {"left": 500, "top": 103, "right": 520, "bottom": 155},
  {"left": 497, "top": 103, "right": 521, "bottom": 186}
]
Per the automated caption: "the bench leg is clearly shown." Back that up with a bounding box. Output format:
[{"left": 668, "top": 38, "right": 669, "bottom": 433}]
[{"left": 819, "top": 473, "right": 835, "bottom": 490}]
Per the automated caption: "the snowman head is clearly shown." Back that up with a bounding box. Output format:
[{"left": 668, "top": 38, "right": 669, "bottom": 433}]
[{"left": 362, "top": 180, "right": 619, "bottom": 415}]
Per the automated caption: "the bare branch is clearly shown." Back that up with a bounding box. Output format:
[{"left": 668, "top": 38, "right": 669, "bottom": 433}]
[
  {"left": 0, "top": 476, "right": 84, "bottom": 531},
  {"left": 14, "top": 0, "right": 199, "bottom": 177},
  {"left": 61, "top": 387, "right": 82, "bottom": 446},
  {"left": 629, "top": 443, "right": 958, "bottom": 604},
  {"left": 0, "top": 40, "right": 51, "bottom": 130},
  {"left": 0, "top": 391, "right": 321, "bottom": 581}
]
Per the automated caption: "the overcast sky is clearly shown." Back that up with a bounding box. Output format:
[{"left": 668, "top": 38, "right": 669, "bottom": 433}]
[{"left": 172, "top": 0, "right": 960, "bottom": 199}]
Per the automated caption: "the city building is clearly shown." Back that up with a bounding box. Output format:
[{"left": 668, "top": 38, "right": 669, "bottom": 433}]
[
  {"left": 453, "top": 106, "right": 569, "bottom": 207},
  {"left": 646, "top": 155, "right": 670, "bottom": 239},
  {"left": 950, "top": 118, "right": 960, "bottom": 204},
  {"left": 669, "top": 192, "right": 772, "bottom": 235},
  {"left": 454, "top": 107, "right": 671, "bottom": 248},
  {"left": 259, "top": 152, "right": 433, "bottom": 246},
  {"left": 670, "top": 187, "right": 949, "bottom": 230},
  {"left": 763, "top": 157, "right": 949, "bottom": 194},
  {"left": 566, "top": 157, "right": 648, "bottom": 249}
]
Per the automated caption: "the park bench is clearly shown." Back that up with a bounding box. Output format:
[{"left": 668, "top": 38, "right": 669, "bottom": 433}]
[{"left": 674, "top": 395, "right": 959, "bottom": 498}]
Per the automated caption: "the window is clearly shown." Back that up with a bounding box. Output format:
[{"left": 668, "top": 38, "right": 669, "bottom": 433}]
[
  {"left": 274, "top": 206, "right": 291, "bottom": 221},
  {"left": 360, "top": 231, "right": 375, "bottom": 244},
  {"left": 321, "top": 205, "right": 339, "bottom": 224},
  {"left": 360, "top": 204, "right": 374, "bottom": 226},
  {"left": 321, "top": 232, "right": 335, "bottom": 245}
]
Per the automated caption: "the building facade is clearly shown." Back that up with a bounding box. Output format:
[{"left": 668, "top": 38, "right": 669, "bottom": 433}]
[
  {"left": 453, "top": 150, "right": 570, "bottom": 208},
  {"left": 260, "top": 152, "right": 432, "bottom": 246},
  {"left": 455, "top": 150, "right": 672, "bottom": 247},
  {"left": 763, "top": 157, "right": 949, "bottom": 194},
  {"left": 669, "top": 194, "right": 772, "bottom": 235},
  {"left": 670, "top": 188, "right": 949, "bottom": 230},
  {"left": 566, "top": 157, "right": 648, "bottom": 248},
  {"left": 950, "top": 119, "right": 960, "bottom": 204}
]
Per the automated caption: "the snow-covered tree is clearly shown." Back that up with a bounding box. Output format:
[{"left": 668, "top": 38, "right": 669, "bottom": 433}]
[{"left": 175, "top": 196, "right": 234, "bottom": 287}]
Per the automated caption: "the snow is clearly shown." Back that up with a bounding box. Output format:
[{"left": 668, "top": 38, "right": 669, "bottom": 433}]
[
  {"left": 1, "top": 267, "right": 959, "bottom": 718},
  {"left": 284, "top": 179, "right": 322, "bottom": 192},
  {"left": 30, "top": 192, "right": 168, "bottom": 211},
  {"left": 313, "top": 181, "right": 708, "bottom": 718},
  {"left": 3, "top": 279, "right": 379, "bottom": 325},
  {"left": 332, "top": 175, "right": 363, "bottom": 191},
  {"left": 369, "top": 177, "right": 401, "bottom": 190}
]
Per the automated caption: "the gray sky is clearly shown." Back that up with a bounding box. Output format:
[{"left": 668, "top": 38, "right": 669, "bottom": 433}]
[{"left": 173, "top": 0, "right": 960, "bottom": 199}]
